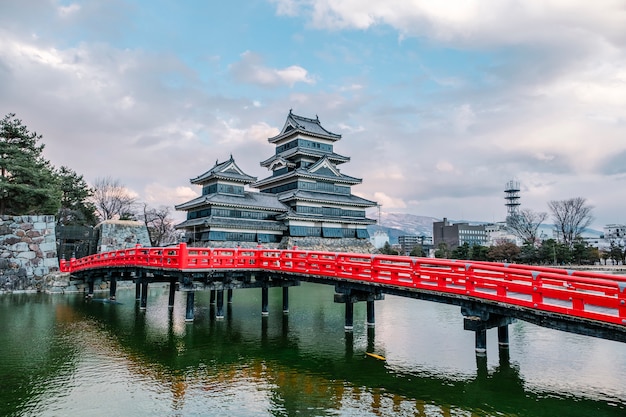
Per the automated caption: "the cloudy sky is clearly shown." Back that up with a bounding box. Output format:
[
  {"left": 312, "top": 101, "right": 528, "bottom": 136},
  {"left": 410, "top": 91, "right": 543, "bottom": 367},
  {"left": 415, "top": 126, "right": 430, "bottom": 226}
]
[{"left": 1, "top": 0, "right": 625, "bottom": 228}]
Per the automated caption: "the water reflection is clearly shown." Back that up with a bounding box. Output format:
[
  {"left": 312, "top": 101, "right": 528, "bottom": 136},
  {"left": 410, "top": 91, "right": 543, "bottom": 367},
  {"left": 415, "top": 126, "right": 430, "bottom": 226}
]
[{"left": 1, "top": 283, "right": 625, "bottom": 417}]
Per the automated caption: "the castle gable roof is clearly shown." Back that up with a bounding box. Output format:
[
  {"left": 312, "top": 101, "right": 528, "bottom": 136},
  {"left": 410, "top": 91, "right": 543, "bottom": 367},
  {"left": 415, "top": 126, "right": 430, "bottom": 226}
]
[
  {"left": 268, "top": 111, "right": 341, "bottom": 143},
  {"left": 191, "top": 155, "right": 256, "bottom": 185},
  {"left": 307, "top": 156, "right": 341, "bottom": 177}
]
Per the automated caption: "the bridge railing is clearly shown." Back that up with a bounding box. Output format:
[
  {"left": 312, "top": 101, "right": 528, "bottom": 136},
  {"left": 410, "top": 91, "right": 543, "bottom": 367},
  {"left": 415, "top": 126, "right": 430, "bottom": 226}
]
[{"left": 58, "top": 244, "right": 626, "bottom": 326}]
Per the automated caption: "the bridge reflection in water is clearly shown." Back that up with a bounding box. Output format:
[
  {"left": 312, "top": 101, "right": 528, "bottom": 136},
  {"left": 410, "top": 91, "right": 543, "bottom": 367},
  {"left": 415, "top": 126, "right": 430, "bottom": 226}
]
[
  {"left": 76, "top": 285, "right": 626, "bottom": 416},
  {"left": 3, "top": 283, "right": 624, "bottom": 416}
]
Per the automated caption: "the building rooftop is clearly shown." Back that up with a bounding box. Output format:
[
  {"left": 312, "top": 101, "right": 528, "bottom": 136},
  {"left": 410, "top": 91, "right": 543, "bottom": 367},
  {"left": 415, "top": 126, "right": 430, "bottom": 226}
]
[
  {"left": 190, "top": 155, "right": 257, "bottom": 185},
  {"left": 175, "top": 190, "right": 289, "bottom": 212},
  {"left": 268, "top": 111, "right": 342, "bottom": 144}
]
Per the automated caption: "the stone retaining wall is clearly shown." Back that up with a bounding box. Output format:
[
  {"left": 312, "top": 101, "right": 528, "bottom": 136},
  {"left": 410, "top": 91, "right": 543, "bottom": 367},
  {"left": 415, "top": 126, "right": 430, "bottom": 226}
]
[
  {"left": 192, "top": 236, "right": 376, "bottom": 254},
  {"left": 0, "top": 215, "right": 59, "bottom": 292}
]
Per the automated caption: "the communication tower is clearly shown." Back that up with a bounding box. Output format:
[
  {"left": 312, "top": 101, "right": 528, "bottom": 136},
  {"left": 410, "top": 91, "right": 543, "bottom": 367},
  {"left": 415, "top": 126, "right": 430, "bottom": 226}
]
[{"left": 504, "top": 180, "right": 521, "bottom": 219}]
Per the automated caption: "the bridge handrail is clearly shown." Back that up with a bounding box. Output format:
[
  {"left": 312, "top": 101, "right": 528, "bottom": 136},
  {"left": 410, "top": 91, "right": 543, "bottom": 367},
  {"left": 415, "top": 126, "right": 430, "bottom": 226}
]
[{"left": 58, "top": 244, "right": 626, "bottom": 326}]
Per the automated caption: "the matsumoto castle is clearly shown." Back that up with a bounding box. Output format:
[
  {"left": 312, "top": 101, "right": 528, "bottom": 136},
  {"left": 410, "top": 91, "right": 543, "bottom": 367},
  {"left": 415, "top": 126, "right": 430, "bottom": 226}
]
[{"left": 175, "top": 111, "right": 378, "bottom": 252}]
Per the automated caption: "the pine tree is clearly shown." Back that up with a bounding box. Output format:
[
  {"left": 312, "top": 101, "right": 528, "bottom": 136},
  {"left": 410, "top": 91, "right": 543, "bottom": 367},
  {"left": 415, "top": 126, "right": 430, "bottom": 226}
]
[
  {"left": 0, "top": 113, "right": 61, "bottom": 215},
  {"left": 56, "top": 166, "right": 98, "bottom": 226}
]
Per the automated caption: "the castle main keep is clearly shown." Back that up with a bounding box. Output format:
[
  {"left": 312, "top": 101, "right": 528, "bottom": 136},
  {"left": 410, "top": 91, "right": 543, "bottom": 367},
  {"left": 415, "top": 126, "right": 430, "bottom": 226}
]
[{"left": 175, "top": 111, "right": 378, "bottom": 252}]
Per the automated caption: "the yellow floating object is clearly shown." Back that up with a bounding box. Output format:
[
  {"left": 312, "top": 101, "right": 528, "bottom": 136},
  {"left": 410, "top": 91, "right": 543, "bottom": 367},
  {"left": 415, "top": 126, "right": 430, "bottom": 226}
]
[{"left": 365, "top": 352, "right": 386, "bottom": 361}]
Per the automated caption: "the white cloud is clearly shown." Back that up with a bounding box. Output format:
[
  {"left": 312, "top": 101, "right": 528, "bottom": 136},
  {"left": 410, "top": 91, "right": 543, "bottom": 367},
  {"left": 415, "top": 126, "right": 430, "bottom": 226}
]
[
  {"left": 372, "top": 192, "right": 406, "bottom": 210},
  {"left": 275, "top": 1, "right": 626, "bottom": 48},
  {"left": 229, "top": 51, "right": 315, "bottom": 88},
  {"left": 57, "top": 3, "right": 81, "bottom": 18}
]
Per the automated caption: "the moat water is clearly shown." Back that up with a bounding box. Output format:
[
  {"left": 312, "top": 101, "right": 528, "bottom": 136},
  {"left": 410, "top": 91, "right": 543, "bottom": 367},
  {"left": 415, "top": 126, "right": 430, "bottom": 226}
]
[{"left": 1, "top": 282, "right": 625, "bottom": 416}]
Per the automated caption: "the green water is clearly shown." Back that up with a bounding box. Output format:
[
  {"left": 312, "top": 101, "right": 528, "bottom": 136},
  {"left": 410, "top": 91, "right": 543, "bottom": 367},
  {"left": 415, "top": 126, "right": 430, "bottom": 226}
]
[{"left": 1, "top": 282, "right": 625, "bottom": 416}]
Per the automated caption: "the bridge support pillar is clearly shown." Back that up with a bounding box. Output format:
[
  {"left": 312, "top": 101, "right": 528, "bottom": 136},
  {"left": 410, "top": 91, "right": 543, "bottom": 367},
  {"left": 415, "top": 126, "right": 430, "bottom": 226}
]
[
  {"left": 227, "top": 288, "right": 233, "bottom": 304},
  {"left": 87, "top": 279, "right": 94, "bottom": 299},
  {"left": 140, "top": 281, "right": 148, "bottom": 310},
  {"left": 462, "top": 307, "right": 515, "bottom": 355},
  {"left": 345, "top": 301, "right": 354, "bottom": 331},
  {"left": 366, "top": 300, "right": 375, "bottom": 326},
  {"left": 475, "top": 329, "right": 487, "bottom": 355},
  {"left": 334, "top": 287, "right": 383, "bottom": 330},
  {"left": 261, "top": 286, "right": 269, "bottom": 316},
  {"left": 168, "top": 278, "right": 177, "bottom": 309},
  {"left": 210, "top": 289, "right": 216, "bottom": 305},
  {"left": 185, "top": 291, "right": 195, "bottom": 322},
  {"left": 282, "top": 287, "right": 289, "bottom": 313},
  {"left": 498, "top": 325, "right": 510, "bottom": 348},
  {"left": 216, "top": 289, "right": 225, "bottom": 319},
  {"left": 135, "top": 280, "right": 141, "bottom": 300},
  {"left": 109, "top": 274, "right": 117, "bottom": 301}
]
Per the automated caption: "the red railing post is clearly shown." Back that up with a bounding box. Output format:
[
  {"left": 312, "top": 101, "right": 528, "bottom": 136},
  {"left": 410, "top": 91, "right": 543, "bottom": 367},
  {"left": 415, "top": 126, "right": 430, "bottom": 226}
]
[
  {"left": 465, "top": 264, "right": 475, "bottom": 295},
  {"left": 619, "top": 282, "right": 626, "bottom": 323},
  {"left": 178, "top": 243, "right": 188, "bottom": 269},
  {"left": 531, "top": 271, "right": 543, "bottom": 307}
]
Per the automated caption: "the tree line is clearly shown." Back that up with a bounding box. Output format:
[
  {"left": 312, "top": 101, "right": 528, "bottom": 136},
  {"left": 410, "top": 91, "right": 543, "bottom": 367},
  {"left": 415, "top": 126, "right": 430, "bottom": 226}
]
[{"left": 0, "top": 113, "right": 177, "bottom": 246}]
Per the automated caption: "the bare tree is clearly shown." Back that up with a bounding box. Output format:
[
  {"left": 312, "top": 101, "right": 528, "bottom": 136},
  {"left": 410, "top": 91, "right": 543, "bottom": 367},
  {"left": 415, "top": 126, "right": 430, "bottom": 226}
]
[
  {"left": 90, "top": 177, "right": 136, "bottom": 222},
  {"left": 548, "top": 197, "right": 593, "bottom": 248},
  {"left": 507, "top": 208, "right": 548, "bottom": 245},
  {"left": 141, "top": 204, "right": 178, "bottom": 246}
]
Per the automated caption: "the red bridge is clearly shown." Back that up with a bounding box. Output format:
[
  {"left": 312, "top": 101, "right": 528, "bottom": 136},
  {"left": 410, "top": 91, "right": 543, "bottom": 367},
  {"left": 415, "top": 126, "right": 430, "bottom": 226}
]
[{"left": 60, "top": 243, "right": 626, "bottom": 352}]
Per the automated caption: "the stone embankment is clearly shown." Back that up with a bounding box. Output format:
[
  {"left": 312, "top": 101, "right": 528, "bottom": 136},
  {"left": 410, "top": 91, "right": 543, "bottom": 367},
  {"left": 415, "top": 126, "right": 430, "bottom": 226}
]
[
  {"left": 196, "top": 236, "right": 377, "bottom": 254},
  {"left": 0, "top": 215, "right": 60, "bottom": 292}
]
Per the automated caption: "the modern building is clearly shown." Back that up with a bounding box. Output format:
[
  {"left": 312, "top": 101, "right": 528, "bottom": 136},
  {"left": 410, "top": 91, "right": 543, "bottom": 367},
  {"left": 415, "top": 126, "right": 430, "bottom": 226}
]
[
  {"left": 432, "top": 217, "right": 488, "bottom": 249},
  {"left": 604, "top": 224, "right": 626, "bottom": 241},
  {"left": 398, "top": 235, "right": 433, "bottom": 255},
  {"left": 175, "top": 111, "right": 378, "bottom": 250}
]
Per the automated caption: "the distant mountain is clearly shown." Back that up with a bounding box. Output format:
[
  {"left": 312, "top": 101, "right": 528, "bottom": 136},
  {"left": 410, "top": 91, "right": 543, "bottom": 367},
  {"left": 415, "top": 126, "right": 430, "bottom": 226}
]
[{"left": 367, "top": 212, "right": 439, "bottom": 244}]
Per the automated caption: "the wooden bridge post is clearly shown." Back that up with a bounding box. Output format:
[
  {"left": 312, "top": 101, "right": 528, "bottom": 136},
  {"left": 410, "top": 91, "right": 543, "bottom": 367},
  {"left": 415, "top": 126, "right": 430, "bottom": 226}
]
[
  {"left": 261, "top": 286, "right": 269, "bottom": 316},
  {"left": 87, "top": 278, "right": 94, "bottom": 298},
  {"left": 216, "top": 289, "right": 225, "bottom": 319},
  {"left": 475, "top": 329, "right": 487, "bottom": 355},
  {"left": 463, "top": 307, "right": 515, "bottom": 356},
  {"left": 135, "top": 279, "right": 141, "bottom": 300},
  {"left": 366, "top": 300, "right": 375, "bottom": 326},
  {"left": 498, "top": 325, "right": 510, "bottom": 348},
  {"left": 168, "top": 278, "right": 177, "bottom": 309},
  {"left": 108, "top": 273, "right": 117, "bottom": 301},
  {"left": 282, "top": 286, "right": 289, "bottom": 313},
  {"left": 345, "top": 301, "right": 354, "bottom": 331},
  {"left": 140, "top": 280, "right": 149, "bottom": 310},
  {"left": 185, "top": 291, "right": 195, "bottom": 322},
  {"left": 227, "top": 288, "right": 233, "bottom": 304}
]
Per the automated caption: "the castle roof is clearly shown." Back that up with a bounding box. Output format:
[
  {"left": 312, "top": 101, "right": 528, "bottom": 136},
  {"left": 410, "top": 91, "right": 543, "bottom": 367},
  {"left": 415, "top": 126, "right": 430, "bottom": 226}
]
[
  {"left": 260, "top": 147, "right": 350, "bottom": 168},
  {"left": 175, "top": 191, "right": 288, "bottom": 212},
  {"left": 253, "top": 157, "right": 362, "bottom": 188},
  {"left": 175, "top": 217, "right": 287, "bottom": 231},
  {"left": 190, "top": 155, "right": 256, "bottom": 185},
  {"left": 278, "top": 190, "right": 378, "bottom": 208},
  {"left": 268, "top": 111, "right": 341, "bottom": 144}
]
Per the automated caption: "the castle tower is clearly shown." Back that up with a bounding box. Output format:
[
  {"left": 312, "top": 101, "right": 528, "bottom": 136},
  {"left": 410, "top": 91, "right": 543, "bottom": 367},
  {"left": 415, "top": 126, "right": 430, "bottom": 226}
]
[{"left": 252, "top": 111, "right": 377, "bottom": 240}]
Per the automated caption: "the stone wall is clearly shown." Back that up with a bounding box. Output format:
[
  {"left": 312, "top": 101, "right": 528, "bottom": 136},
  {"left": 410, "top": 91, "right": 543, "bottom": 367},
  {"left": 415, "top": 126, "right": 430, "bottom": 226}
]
[
  {"left": 192, "top": 236, "right": 376, "bottom": 254},
  {"left": 279, "top": 236, "right": 377, "bottom": 254},
  {"left": 0, "top": 215, "right": 59, "bottom": 292},
  {"left": 96, "top": 220, "right": 151, "bottom": 252}
]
